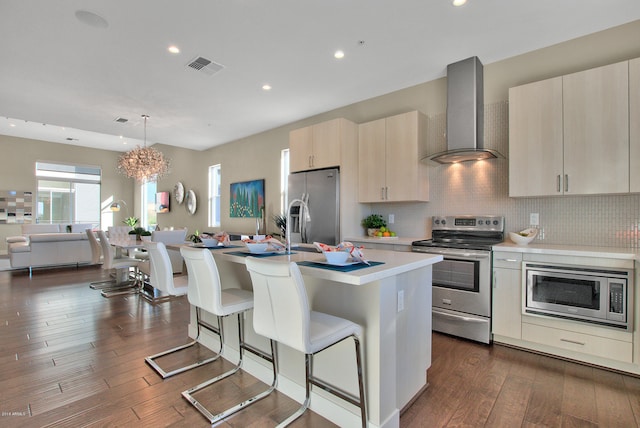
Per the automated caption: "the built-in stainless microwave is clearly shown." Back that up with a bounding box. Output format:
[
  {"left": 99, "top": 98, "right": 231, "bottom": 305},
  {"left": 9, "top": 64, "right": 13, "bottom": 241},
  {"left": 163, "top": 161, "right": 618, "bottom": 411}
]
[{"left": 524, "top": 262, "right": 633, "bottom": 330}]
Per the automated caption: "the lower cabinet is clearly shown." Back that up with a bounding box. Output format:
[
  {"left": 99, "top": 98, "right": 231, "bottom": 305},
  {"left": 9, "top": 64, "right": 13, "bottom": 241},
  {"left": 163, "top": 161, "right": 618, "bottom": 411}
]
[
  {"left": 492, "top": 252, "right": 523, "bottom": 340},
  {"left": 491, "top": 248, "right": 638, "bottom": 375},
  {"left": 521, "top": 320, "right": 633, "bottom": 363}
]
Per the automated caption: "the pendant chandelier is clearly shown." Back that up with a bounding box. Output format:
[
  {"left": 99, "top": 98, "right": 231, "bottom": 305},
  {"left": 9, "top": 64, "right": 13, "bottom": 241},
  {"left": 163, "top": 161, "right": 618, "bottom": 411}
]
[{"left": 117, "top": 115, "right": 170, "bottom": 183}]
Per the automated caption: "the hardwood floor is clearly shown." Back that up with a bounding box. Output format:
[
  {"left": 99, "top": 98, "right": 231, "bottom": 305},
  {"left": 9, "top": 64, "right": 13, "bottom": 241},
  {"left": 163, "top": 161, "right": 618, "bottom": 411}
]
[
  {"left": 402, "top": 332, "right": 640, "bottom": 427},
  {"left": 0, "top": 265, "right": 639, "bottom": 427}
]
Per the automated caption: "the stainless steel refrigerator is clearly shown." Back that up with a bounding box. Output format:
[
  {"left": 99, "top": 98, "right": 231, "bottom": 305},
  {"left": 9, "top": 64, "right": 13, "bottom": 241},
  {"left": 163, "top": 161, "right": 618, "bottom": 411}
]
[{"left": 288, "top": 168, "right": 340, "bottom": 246}]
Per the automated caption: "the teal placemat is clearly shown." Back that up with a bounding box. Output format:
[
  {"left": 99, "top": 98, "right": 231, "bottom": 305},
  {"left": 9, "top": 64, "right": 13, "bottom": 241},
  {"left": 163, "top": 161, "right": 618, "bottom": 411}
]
[
  {"left": 195, "top": 244, "right": 242, "bottom": 250},
  {"left": 225, "top": 250, "right": 290, "bottom": 258},
  {"left": 297, "top": 260, "right": 384, "bottom": 272}
]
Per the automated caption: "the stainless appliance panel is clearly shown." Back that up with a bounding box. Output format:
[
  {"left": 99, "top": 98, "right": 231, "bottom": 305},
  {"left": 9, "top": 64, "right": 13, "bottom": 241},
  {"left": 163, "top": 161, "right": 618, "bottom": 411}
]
[
  {"left": 412, "top": 215, "right": 504, "bottom": 345},
  {"left": 524, "top": 262, "right": 632, "bottom": 330},
  {"left": 431, "top": 249, "right": 491, "bottom": 318},
  {"left": 288, "top": 168, "right": 340, "bottom": 246},
  {"left": 432, "top": 307, "right": 491, "bottom": 344}
]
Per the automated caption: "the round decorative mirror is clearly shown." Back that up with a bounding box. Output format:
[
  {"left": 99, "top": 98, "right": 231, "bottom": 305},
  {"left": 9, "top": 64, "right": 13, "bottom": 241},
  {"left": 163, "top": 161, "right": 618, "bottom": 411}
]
[
  {"left": 174, "top": 182, "right": 185, "bottom": 204},
  {"left": 186, "top": 189, "right": 197, "bottom": 214}
]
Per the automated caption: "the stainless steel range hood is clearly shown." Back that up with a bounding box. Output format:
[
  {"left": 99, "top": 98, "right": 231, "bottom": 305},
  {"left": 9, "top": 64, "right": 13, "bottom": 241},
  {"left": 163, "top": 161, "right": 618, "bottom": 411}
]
[{"left": 425, "top": 56, "right": 502, "bottom": 164}]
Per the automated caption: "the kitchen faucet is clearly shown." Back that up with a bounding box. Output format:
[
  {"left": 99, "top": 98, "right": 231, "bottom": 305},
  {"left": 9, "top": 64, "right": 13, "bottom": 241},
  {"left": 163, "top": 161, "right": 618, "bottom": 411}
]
[{"left": 286, "top": 197, "right": 311, "bottom": 255}]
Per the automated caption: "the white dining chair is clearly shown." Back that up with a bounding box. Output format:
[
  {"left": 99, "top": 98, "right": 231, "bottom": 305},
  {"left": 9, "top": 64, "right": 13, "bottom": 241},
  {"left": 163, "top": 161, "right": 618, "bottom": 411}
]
[
  {"left": 85, "top": 229, "right": 102, "bottom": 265},
  {"left": 96, "top": 230, "right": 140, "bottom": 297},
  {"left": 245, "top": 256, "right": 367, "bottom": 427}
]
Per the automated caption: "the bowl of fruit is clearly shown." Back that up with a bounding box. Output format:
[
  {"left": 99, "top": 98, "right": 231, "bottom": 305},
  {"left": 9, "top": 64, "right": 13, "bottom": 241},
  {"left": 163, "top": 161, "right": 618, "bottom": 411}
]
[
  {"left": 508, "top": 228, "right": 537, "bottom": 245},
  {"left": 374, "top": 226, "right": 397, "bottom": 238}
]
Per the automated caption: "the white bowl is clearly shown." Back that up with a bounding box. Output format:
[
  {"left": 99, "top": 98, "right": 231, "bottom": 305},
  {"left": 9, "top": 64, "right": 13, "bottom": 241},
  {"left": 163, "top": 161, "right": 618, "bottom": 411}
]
[
  {"left": 323, "top": 250, "right": 350, "bottom": 264},
  {"left": 509, "top": 228, "right": 538, "bottom": 245},
  {"left": 200, "top": 238, "right": 220, "bottom": 247},
  {"left": 246, "top": 242, "right": 269, "bottom": 253}
]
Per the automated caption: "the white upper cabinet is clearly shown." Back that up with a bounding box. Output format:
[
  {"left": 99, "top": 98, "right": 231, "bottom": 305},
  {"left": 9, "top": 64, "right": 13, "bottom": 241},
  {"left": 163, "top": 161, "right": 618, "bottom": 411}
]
[
  {"left": 289, "top": 118, "right": 346, "bottom": 173},
  {"left": 508, "top": 77, "right": 563, "bottom": 197},
  {"left": 630, "top": 58, "right": 640, "bottom": 192},
  {"left": 358, "top": 111, "right": 429, "bottom": 203},
  {"left": 509, "top": 60, "right": 630, "bottom": 197},
  {"left": 563, "top": 61, "right": 629, "bottom": 195}
]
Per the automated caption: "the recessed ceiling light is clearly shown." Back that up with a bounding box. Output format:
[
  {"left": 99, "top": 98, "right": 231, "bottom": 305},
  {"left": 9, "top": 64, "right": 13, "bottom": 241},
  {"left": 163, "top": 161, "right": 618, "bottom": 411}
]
[
  {"left": 9, "top": 123, "right": 16, "bottom": 127},
  {"left": 262, "top": 84, "right": 272, "bottom": 91},
  {"left": 334, "top": 50, "right": 345, "bottom": 59},
  {"left": 452, "top": 0, "right": 467, "bottom": 6},
  {"left": 168, "top": 45, "right": 180, "bottom": 54}
]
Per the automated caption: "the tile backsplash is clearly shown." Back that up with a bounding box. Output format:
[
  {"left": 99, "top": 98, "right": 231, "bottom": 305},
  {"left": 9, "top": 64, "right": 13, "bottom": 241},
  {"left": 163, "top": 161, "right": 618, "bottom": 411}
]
[{"left": 367, "top": 101, "right": 640, "bottom": 249}]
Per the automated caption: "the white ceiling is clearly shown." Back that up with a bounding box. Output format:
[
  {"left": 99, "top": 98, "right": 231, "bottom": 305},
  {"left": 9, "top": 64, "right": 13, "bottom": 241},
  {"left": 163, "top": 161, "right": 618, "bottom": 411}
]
[{"left": 1, "top": 1, "right": 639, "bottom": 153}]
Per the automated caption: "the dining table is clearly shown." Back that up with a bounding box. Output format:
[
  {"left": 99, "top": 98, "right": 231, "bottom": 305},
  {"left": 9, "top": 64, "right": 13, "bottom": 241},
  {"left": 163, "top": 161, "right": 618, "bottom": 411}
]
[{"left": 166, "top": 241, "right": 442, "bottom": 428}]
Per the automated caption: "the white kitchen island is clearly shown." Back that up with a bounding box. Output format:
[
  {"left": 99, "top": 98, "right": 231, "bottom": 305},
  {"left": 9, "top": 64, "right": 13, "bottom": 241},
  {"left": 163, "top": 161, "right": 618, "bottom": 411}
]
[{"left": 182, "top": 244, "right": 442, "bottom": 428}]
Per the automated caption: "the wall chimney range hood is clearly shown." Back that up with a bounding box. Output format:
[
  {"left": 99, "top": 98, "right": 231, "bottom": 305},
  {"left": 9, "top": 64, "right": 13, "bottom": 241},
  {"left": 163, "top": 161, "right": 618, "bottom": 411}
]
[{"left": 425, "top": 56, "right": 502, "bottom": 164}]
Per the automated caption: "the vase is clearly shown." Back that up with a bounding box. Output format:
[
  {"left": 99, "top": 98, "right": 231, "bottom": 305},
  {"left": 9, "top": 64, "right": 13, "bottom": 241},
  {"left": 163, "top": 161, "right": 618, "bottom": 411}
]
[{"left": 367, "top": 228, "right": 379, "bottom": 237}]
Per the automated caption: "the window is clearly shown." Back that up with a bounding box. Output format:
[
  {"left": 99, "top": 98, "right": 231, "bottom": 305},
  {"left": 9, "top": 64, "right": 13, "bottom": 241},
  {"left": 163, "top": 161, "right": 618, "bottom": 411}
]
[
  {"left": 141, "top": 181, "right": 157, "bottom": 230},
  {"left": 209, "top": 164, "right": 221, "bottom": 227},
  {"left": 36, "top": 162, "right": 101, "bottom": 226},
  {"left": 280, "top": 149, "right": 289, "bottom": 214}
]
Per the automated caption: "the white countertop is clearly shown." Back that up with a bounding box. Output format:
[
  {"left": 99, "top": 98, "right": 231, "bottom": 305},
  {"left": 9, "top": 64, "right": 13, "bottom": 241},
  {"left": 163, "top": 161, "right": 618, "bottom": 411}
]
[
  {"left": 216, "top": 244, "right": 442, "bottom": 286},
  {"left": 494, "top": 241, "right": 638, "bottom": 260}
]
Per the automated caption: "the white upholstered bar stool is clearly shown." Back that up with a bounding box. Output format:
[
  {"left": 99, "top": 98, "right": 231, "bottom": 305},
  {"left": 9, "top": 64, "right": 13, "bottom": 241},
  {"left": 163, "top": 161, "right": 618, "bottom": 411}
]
[
  {"left": 245, "top": 257, "right": 368, "bottom": 428},
  {"left": 140, "top": 241, "right": 187, "bottom": 303},
  {"left": 149, "top": 247, "right": 277, "bottom": 424}
]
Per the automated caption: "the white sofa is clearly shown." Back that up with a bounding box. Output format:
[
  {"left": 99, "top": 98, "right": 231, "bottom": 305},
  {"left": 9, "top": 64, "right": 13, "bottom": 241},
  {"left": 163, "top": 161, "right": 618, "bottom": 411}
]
[{"left": 7, "top": 224, "right": 94, "bottom": 272}]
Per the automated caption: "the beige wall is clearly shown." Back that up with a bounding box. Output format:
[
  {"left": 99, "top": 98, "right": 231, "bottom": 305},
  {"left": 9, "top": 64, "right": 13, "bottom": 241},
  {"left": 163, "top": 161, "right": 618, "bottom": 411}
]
[
  {"left": 0, "top": 135, "right": 133, "bottom": 253},
  {"left": 3, "top": 20, "right": 640, "bottom": 254}
]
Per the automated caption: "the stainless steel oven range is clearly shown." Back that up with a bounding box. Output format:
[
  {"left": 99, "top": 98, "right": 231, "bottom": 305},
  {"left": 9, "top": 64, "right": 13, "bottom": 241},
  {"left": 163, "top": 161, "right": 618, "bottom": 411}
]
[{"left": 412, "top": 215, "right": 505, "bottom": 344}]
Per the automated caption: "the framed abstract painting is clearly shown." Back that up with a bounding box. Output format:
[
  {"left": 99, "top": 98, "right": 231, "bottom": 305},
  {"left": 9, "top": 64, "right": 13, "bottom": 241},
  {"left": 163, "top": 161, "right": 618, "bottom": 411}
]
[{"left": 230, "top": 179, "right": 264, "bottom": 218}]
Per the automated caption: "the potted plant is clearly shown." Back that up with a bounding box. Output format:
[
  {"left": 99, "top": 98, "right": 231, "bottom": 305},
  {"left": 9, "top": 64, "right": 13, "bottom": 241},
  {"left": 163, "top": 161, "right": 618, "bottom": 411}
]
[
  {"left": 361, "top": 214, "right": 387, "bottom": 237},
  {"left": 128, "top": 227, "right": 151, "bottom": 242},
  {"left": 187, "top": 229, "right": 202, "bottom": 243},
  {"left": 272, "top": 214, "right": 286, "bottom": 239},
  {"left": 123, "top": 217, "right": 139, "bottom": 228}
]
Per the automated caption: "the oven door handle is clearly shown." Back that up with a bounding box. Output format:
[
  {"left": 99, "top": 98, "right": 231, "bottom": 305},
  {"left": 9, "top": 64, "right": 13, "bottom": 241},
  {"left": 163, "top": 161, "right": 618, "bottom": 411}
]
[
  {"left": 434, "top": 310, "right": 487, "bottom": 323},
  {"left": 426, "top": 249, "right": 491, "bottom": 259}
]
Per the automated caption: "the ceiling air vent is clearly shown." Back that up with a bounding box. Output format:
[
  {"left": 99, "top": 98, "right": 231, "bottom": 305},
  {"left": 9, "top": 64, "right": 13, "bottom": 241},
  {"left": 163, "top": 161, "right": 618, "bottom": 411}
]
[
  {"left": 114, "top": 117, "right": 128, "bottom": 123},
  {"left": 186, "top": 56, "right": 224, "bottom": 76}
]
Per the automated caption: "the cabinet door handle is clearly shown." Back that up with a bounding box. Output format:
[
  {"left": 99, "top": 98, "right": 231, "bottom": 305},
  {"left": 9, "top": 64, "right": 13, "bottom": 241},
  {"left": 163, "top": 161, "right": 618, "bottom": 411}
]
[
  {"left": 380, "top": 187, "right": 385, "bottom": 200},
  {"left": 385, "top": 187, "right": 388, "bottom": 200},
  {"left": 560, "top": 338, "right": 585, "bottom": 346},
  {"left": 496, "top": 258, "right": 518, "bottom": 262},
  {"left": 557, "top": 175, "right": 561, "bottom": 193},
  {"left": 564, "top": 174, "right": 569, "bottom": 192},
  {"left": 308, "top": 155, "right": 312, "bottom": 168},
  {"left": 493, "top": 271, "right": 497, "bottom": 288}
]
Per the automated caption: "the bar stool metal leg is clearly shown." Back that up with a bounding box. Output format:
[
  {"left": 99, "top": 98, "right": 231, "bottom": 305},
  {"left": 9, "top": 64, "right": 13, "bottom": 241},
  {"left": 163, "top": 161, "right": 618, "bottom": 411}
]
[
  {"left": 145, "top": 307, "right": 223, "bottom": 378},
  {"left": 276, "top": 335, "right": 367, "bottom": 428},
  {"left": 181, "top": 314, "right": 279, "bottom": 424}
]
